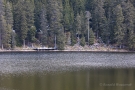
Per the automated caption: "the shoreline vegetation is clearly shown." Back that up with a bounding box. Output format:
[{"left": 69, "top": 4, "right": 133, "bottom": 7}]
[
  {"left": 0, "top": 44, "right": 129, "bottom": 52},
  {"left": 1, "top": 1, "right": 135, "bottom": 51}
]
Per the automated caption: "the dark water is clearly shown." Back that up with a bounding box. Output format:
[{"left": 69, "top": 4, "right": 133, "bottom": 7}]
[{"left": 0, "top": 51, "right": 135, "bottom": 90}]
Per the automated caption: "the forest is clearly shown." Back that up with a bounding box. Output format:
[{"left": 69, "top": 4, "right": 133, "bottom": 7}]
[{"left": 0, "top": 0, "right": 135, "bottom": 50}]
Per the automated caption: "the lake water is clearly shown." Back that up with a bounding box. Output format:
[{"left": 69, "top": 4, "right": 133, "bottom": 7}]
[{"left": 0, "top": 51, "right": 135, "bottom": 90}]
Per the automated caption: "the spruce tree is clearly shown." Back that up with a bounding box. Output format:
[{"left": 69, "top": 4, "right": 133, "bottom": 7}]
[
  {"left": 121, "top": 1, "right": 135, "bottom": 50},
  {"left": 13, "top": 0, "right": 35, "bottom": 46},
  {"left": 89, "top": 28, "right": 95, "bottom": 45},
  {"left": 5, "top": 2, "right": 13, "bottom": 48},
  {"left": 25, "top": 0, "right": 35, "bottom": 44},
  {"left": 47, "top": 0, "right": 65, "bottom": 50},
  {"left": 0, "top": 15, "right": 7, "bottom": 49},
  {"left": 92, "top": 0, "right": 107, "bottom": 40},
  {"left": 0, "top": 0, "right": 5, "bottom": 49},
  {"left": 80, "top": 36, "right": 85, "bottom": 46},
  {"left": 40, "top": 5, "right": 48, "bottom": 46},
  {"left": 20, "top": 11, "right": 27, "bottom": 47},
  {"left": 113, "top": 4, "right": 124, "bottom": 48},
  {"left": 13, "top": 0, "right": 23, "bottom": 46},
  {"left": 75, "top": 13, "right": 82, "bottom": 36},
  {"left": 63, "top": 0, "right": 71, "bottom": 30},
  {"left": 0, "top": 0, "right": 12, "bottom": 49}
]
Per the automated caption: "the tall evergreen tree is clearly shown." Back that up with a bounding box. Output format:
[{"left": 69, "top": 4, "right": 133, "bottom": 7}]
[
  {"left": 63, "top": 0, "right": 72, "bottom": 31},
  {"left": 13, "top": 0, "right": 35, "bottom": 46},
  {"left": 121, "top": 1, "right": 135, "bottom": 49},
  {"left": 5, "top": 2, "right": 13, "bottom": 27},
  {"left": 13, "top": 0, "right": 24, "bottom": 46},
  {"left": 25, "top": 0, "right": 35, "bottom": 44},
  {"left": 0, "top": 0, "right": 5, "bottom": 49},
  {"left": 47, "top": 0, "right": 65, "bottom": 49},
  {"left": 113, "top": 4, "right": 124, "bottom": 48},
  {"left": 89, "top": 28, "right": 95, "bottom": 45},
  {"left": 20, "top": 11, "right": 27, "bottom": 47},
  {"left": 5, "top": 2, "right": 13, "bottom": 48},
  {"left": 40, "top": 4, "right": 48, "bottom": 46},
  {"left": 92, "top": 0, "right": 107, "bottom": 40},
  {"left": 0, "top": 16, "right": 7, "bottom": 49},
  {"left": 0, "top": 0, "right": 12, "bottom": 49}
]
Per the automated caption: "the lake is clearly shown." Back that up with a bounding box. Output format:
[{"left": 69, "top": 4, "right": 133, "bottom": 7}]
[{"left": 0, "top": 51, "right": 135, "bottom": 90}]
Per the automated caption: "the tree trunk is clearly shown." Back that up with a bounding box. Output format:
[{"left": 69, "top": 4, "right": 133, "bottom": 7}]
[{"left": 23, "top": 39, "right": 25, "bottom": 48}]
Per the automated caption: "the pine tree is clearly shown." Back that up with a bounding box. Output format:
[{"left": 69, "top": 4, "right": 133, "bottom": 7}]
[
  {"left": 92, "top": 0, "right": 107, "bottom": 40},
  {"left": 5, "top": 2, "right": 13, "bottom": 48},
  {"left": 27, "top": 26, "right": 36, "bottom": 44},
  {"left": 20, "top": 11, "right": 27, "bottom": 47},
  {"left": 34, "top": 0, "right": 42, "bottom": 30},
  {"left": 103, "top": 0, "right": 113, "bottom": 44},
  {"left": 0, "top": 0, "right": 12, "bottom": 49},
  {"left": 47, "top": 0, "right": 65, "bottom": 50},
  {"left": 113, "top": 4, "right": 124, "bottom": 48},
  {"left": 63, "top": 0, "right": 71, "bottom": 30},
  {"left": 25, "top": 0, "right": 35, "bottom": 44},
  {"left": 80, "top": 36, "right": 85, "bottom": 46},
  {"left": 89, "top": 28, "right": 95, "bottom": 45},
  {"left": 5, "top": 2, "right": 13, "bottom": 27},
  {"left": 0, "top": 0, "right": 5, "bottom": 49},
  {"left": 40, "top": 5, "right": 48, "bottom": 46},
  {"left": 13, "top": 0, "right": 23, "bottom": 46},
  {"left": 0, "top": 15, "right": 7, "bottom": 49},
  {"left": 63, "top": 0, "right": 75, "bottom": 45},
  {"left": 13, "top": 0, "right": 35, "bottom": 46},
  {"left": 75, "top": 13, "right": 82, "bottom": 36},
  {"left": 121, "top": 1, "right": 135, "bottom": 50}
]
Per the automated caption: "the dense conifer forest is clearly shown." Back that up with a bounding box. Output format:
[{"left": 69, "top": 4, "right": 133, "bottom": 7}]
[{"left": 0, "top": 0, "right": 135, "bottom": 50}]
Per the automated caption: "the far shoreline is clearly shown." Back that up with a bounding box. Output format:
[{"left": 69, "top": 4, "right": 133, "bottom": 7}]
[
  {"left": 0, "top": 44, "right": 133, "bottom": 53},
  {"left": 0, "top": 49, "right": 133, "bottom": 53}
]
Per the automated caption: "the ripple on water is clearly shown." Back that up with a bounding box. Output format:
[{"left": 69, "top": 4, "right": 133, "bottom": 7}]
[{"left": 0, "top": 52, "right": 135, "bottom": 75}]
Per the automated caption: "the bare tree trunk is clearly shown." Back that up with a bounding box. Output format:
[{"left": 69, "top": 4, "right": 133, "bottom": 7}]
[
  {"left": 0, "top": 32, "right": 1, "bottom": 49},
  {"left": 23, "top": 39, "right": 25, "bottom": 48}
]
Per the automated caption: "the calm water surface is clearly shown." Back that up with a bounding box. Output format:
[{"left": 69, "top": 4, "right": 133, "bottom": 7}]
[{"left": 0, "top": 51, "right": 135, "bottom": 90}]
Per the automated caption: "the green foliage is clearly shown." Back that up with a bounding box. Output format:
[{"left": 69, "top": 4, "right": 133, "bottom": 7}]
[
  {"left": 113, "top": 4, "right": 124, "bottom": 48},
  {"left": 80, "top": 36, "right": 85, "bottom": 46},
  {"left": 0, "top": 15, "right": 10, "bottom": 49},
  {"left": 89, "top": 29, "right": 95, "bottom": 45},
  {"left": 40, "top": 5, "right": 48, "bottom": 46},
  {"left": 1, "top": 0, "right": 135, "bottom": 50},
  {"left": 0, "top": 0, "right": 12, "bottom": 49},
  {"left": 27, "top": 26, "right": 36, "bottom": 43},
  {"left": 47, "top": 0, "right": 65, "bottom": 49},
  {"left": 11, "top": 30, "right": 16, "bottom": 49},
  {"left": 57, "top": 30, "right": 65, "bottom": 50},
  {"left": 71, "top": 31, "right": 77, "bottom": 46},
  {"left": 129, "top": 36, "right": 135, "bottom": 50}
]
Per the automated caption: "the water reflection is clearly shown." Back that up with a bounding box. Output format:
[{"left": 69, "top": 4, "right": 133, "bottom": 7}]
[{"left": 0, "top": 69, "right": 135, "bottom": 90}]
